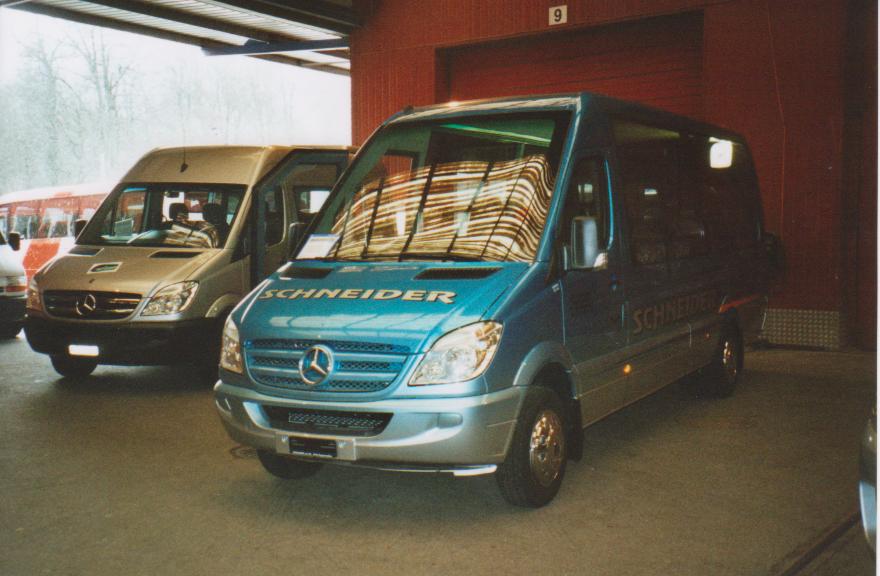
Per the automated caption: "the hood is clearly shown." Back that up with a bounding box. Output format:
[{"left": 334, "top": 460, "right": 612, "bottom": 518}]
[
  {"left": 36, "top": 245, "right": 216, "bottom": 296},
  {"left": 239, "top": 261, "right": 529, "bottom": 353}
]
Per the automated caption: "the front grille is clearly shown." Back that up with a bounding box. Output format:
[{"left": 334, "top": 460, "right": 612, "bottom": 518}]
[
  {"left": 250, "top": 339, "right": 410, "bottom": 354},
  {"left": 43, "top": 290, "right": 142, "bottom": 320},
  {"left": 263, "top": 406, "right": 392, "bottom": 436},
  {"left": 250, "top": 356, "right": 402, "bottom": 373},
  {"left": 258, "top": 375, "right": 391, "bottom": 393},
  {"left": 245, "top": 339, "right": 409, "bottom": 394}
]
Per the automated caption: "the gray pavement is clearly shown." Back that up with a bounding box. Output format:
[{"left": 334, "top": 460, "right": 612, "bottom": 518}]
[{"left": 0, "top": 331, "right": 875, "bottom": 576}]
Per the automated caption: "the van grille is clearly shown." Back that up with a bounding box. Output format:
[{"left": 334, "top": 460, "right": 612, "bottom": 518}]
[
  {"left": 43, "top": 290, "right": 142, "bottom": 320},
  {"left": 263, "top": 406, "right": 392, "bottom": 436},
  {"left": 245, "top": 339, "right": 409, "bottom": 394}
]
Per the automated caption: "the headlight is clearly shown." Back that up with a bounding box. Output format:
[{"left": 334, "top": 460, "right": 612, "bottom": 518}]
[
  {"left": 26, "top": 277, "right": 42, "bottom": 310},
  {"left": 410, "top": 321, "right": 503, "bottom": 386},
  {"left": 219, "top": 316, "right": 243, "bottom": 374},
  {"left": 2, "top": 275, "right": 26, "bottom": 296},
  {"left": 140, "top": 281, "right": 198, "bottom": 316}
]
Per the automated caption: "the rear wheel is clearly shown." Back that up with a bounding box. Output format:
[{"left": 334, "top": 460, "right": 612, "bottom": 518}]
[
  {"left": 691, "top": 325, "right": 743, "bottom": 398},
  {"left": 496, "top": 387, "right": 568, "bottom": 507},
  {"left": 257, "top": 450, "right": 323, "bottom": 480},
  {"left": 50, "top": 354, "right": 98, "bottom": 378}
]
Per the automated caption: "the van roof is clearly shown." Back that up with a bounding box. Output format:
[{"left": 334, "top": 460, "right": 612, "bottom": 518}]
[
  {"left": 121, "top": 145, "right": 353, "bottom": 186},
  {"left": 386, "top": 92, "right": 745, "bottom": 142}
]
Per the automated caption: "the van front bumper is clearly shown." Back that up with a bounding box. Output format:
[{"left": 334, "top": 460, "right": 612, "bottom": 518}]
[
  {"left": 25, "top": 315, "right": 222, "bottom": 365},
  {"left": 214, "top": 381, "right": 525, "bottom": 471}
]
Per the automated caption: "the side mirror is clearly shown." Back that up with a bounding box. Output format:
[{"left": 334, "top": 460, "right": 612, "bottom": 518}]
[
  {"left": 7, "top": 231, "right": 20, "bottom": 252},
  {"left": 570, "top": 216, "right": 600, "bottom": 269},
  {"left": 74, "top": 219, "right": 88, "bottom": 239},
  {"left": 287, "top": 222, "right": 305, "bottom": 259}
]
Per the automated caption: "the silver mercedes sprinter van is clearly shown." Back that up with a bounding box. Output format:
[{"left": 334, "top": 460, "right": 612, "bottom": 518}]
[
  {"left": 214, "top": 94, "right": 779, "bottom": 507},
  {"left": 25, "top": 145, "right": 353, "bottom": 377}
]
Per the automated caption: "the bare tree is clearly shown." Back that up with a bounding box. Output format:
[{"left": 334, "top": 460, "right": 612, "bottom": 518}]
[{"left": 65, "top": 29, "right": 133, "bottom": 178}]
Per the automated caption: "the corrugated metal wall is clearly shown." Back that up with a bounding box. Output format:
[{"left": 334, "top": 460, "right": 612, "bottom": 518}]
[{"left": 350, "top": 0, "right": 875, "bottom": 348}]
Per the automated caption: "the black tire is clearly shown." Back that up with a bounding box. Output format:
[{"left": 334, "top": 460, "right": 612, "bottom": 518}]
[
  {"left": 50, "top": 354, "right": 98, "bottom": 378},
  {"left": 496, "top": 387, "right": 568, "bottom": 507},
  {"left": 692, "top": 325, "right": 743, "bottom": 398},
  {"left": 0, "top": 325, "right": 21, "bottom": 339},
  {"left": 257, "top": 450, "right": 323, "bottom": 480}
]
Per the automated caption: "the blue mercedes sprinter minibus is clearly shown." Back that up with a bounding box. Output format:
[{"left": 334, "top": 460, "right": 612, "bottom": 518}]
[{"left": 214, "top": 93, "right": 774, "bottom": 507}]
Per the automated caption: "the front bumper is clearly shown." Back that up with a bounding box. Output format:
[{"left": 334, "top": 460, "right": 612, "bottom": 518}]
[
  {"left": 25, "top": 315, "right": 223, "bottom": 365},
  {"left": 214, "top": 381, "right": 525, "bottom": 471},
  {"left": 0, "top": 297, "right": 25, "bottom": 329}
]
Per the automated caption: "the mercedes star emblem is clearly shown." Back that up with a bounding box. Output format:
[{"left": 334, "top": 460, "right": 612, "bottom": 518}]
[
  {"left": 75, "top": 293, "right": 98, "bottom": 317},
  {"left": 298, "top": 345, "right": 333, "bottom": 386}
]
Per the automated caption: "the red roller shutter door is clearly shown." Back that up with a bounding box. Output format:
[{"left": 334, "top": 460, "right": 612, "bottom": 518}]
[{"left": 444, "top": 13, "right": 704, "bottom": 118}]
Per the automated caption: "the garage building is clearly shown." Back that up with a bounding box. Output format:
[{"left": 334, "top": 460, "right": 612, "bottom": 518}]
[{"left": 349, "top": 0, "right": 877, "bottom": 350}]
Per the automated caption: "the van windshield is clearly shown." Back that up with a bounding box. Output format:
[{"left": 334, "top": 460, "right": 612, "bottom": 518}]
[
  {"left": 301, "top": 113, "right": 570, "bottom": 262},
  {"left": 79, "top": 184, "right": 246, "bottom": 248}
]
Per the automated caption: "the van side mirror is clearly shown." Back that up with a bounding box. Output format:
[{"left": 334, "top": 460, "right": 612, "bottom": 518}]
[
  {"left": 74, "top": 219, "right": 88, "bottom": 239},
  {"left": 570, "top": 216, "right": 601, "bottom": 269},
  {"left": 287, "top": 222, "right": 305, "bottom": 259},
  {"left": 7, "top": 232, "right": 21, "bottom": 252}
]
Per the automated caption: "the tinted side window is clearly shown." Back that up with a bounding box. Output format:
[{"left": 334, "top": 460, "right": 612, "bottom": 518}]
[
  {"left": 614, "top": 119, "right": 757, "bottom": 264},
  {"left": 614, "top": 121, "right": 678, "bottom": 266},
  {"left": 696, "top": 139, "right": 758, "bottom": 255}
]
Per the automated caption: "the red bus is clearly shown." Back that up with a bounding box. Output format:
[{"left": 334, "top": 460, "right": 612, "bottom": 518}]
[{"left": 0, "top": 182, "right": 111, "bottom": 279}]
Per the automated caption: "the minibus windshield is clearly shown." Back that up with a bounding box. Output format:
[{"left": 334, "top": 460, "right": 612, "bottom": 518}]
[
  {"left": 302, "top": 113, "right": 570, "bottom": 262},
  {"left": 79, "top": 184, "right": 246, "bottom": 248}
]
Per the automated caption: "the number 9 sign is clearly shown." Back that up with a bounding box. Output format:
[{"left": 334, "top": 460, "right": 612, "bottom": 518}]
[{"left": 549, "top": 5, "right": 568, "bottom": 26}]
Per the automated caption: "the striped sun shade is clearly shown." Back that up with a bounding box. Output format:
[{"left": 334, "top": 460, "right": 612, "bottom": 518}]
[{"left": 331, "top": 155, "right": 555, "bottom": 262}]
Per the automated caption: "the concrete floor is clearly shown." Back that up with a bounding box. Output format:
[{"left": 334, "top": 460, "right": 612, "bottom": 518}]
[{"left": 0, "top": 332, "right": 875, "bottom": 576}]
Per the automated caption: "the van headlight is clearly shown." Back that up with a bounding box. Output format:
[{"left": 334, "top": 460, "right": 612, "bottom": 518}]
[
  {"left": 26, "top": 277, "right": 43, "bottom": 311},
  {"left": 410, "top": 321, "right": 503, "bottom": 386},
  {"left": 219, "top": 316, "right": 243, "bottom": 374},
  {"left": 141, "top": 281, "right": 198, "bottom": 316}
]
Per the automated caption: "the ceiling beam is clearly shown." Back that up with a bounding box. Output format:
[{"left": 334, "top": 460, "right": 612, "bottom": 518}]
[
  {"left": 81, "top": 0, "right": 285, "bottom": 44},
  {"left": 211, "top": 0, "right": 359, "bottom": 35},
  {"left": 203, "top": 37, "right": 348, "bottom": 57},
  {"left": 11, "top": 3, "right": 349, "bottom": 76}
]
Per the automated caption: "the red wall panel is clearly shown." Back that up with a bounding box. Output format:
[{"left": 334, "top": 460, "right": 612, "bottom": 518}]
[{"left": 444, "top": 13, "right": 703, "bottom": 117}]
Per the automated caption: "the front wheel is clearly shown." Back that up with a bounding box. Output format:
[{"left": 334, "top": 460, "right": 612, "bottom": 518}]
[
  {"left": 0, "top": 325, "right": 21, "bottom": 339},
  {"left": 50, "top": 355, "right": 98, "bottom": 378},
  {"left": 496, "top": 387, "right": 568, "bottom": 507},
  {"left": 257, "top": 450, "right": 323, "bottom": 480}
]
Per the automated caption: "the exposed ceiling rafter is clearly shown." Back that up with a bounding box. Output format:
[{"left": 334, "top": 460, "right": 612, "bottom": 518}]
[
  {"left": 9, "top": 1, "right": 351, "bottom": 76},
  {"left": 202, "top": 37, "right": 348, "bottom": 57}
]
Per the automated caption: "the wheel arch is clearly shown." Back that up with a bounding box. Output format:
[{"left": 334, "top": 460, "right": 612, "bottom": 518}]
[{"left": 511, "top": 342, "right": 583, "bottom": 461}]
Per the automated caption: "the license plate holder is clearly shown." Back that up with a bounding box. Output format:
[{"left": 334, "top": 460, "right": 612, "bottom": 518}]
[
  {"left": 68, "top": 344, "right": 99, "bottom": 357},
  {"left": 289, "top": 436, "right": 337, "bottom": 459}
]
